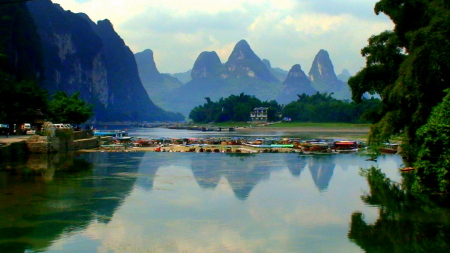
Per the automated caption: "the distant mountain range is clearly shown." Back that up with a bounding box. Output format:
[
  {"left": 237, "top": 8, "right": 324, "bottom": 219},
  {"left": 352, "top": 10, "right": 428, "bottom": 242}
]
[
  {"left": 25, "top": 0, "right": 183, "bottom": 122},
  {"left": 136, "top": 40, "right": 351, "bottom": 116},
  {"left": 9, "top": 0, "right": 353, "bottom": 122}
]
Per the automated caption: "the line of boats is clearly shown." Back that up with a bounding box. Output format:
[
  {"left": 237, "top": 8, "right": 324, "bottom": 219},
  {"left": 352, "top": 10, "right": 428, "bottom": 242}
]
[{"left": 91, "top": 129, "right": 402, "bottom": 154}]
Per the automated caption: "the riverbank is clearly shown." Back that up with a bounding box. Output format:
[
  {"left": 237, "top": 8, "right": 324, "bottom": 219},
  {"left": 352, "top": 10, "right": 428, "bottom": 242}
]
[
  {"left": 1, "top": 125, "right": 371, "bottom": 157},
  {"left": 232, "top": 125, "right": 370, "bottom": 142},
  {"left": 235, "top": 126, "right": 370, "bottom": 133},
  {"left": 0, "top": 131, "right": 99, "bottom": 158}
]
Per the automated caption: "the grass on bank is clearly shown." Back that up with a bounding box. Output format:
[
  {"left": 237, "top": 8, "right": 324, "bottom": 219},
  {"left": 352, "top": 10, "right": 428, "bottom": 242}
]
[
  {"left": 209, "top": 121, "right": 370, "bottom": 129},
  {"left": 265, "top": 122, "right": 370, "bottom": 128}
]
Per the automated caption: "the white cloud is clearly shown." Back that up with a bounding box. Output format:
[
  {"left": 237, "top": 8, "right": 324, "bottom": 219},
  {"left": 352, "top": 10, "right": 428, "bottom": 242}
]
[{"left": 52, "top": 0, "right": 393, "bottom": 74}]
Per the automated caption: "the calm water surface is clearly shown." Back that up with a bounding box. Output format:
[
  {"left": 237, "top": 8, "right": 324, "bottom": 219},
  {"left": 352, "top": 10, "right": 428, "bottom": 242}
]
[
  {"left": 1, "top": 128, "right": 448, "bottom": 252},
  {"left": 99, "top": 126, "right": 368, "bottom": 140}
]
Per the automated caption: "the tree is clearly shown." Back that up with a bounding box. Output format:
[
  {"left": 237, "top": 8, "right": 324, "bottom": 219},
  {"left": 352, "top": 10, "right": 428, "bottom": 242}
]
[
  {"left": 348, "top": 0, "right": 450, "bottom": 163},
  {"left": 47, "top": 91, "right": 93, "bottom": 125},
  {"left": 0, "top": 70, "right": 48, "bottom": 122},
  {"left": 280, "top": 92, "right": 379, "bottom": 123},
  {"left": 189, "top": 93, "right": 281, "bottom": 123},
  {"left": 414, "top": 89, "right": 450, "bottom": 192}
]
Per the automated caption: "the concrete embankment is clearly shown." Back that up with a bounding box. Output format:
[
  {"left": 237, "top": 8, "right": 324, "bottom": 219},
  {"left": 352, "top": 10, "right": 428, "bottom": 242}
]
[{"left": 0, "top": 130, "right": 100, "bottom": 159}]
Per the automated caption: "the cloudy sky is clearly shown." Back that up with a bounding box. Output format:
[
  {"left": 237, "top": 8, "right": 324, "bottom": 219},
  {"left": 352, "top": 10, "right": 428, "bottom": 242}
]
[{"left": 52, "top": 0, "right": 393, "bottom": 75}]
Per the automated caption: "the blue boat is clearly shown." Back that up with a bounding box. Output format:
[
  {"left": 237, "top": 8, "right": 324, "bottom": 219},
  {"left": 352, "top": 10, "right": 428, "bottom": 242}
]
[{"left": 94, "top": 130, "right": 132, "bottom": 141}]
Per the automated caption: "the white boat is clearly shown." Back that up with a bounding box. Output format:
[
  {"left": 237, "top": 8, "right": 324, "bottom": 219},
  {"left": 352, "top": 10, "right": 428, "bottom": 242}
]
[{"left": 94, "top": 130, "right": 132, "bottom": 141}]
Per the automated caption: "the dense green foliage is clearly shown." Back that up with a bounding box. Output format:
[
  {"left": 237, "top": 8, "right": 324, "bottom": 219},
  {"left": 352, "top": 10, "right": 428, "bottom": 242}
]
[
  {"left": 189, "top": 92, "right": 381, "bottom": 124},
  {"left": 189, "top": 93, "right": 281, "bottom": 123},
  {"left": 349, "top": 0, "right": 450, "bottom": 165},
  {"left": 47, "top": 91, "right": 94, "bottom": 125},
  {"left": 282, "top": 93, "right": 381, "bottom": 123},
  {"left": 413, "top": 89, "right": 450, "bottom": 192}
]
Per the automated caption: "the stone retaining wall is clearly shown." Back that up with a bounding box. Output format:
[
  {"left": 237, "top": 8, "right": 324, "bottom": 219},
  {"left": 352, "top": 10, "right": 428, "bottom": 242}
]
[
  {"left": 73, "top": 130, "right": 94, "bottom": 140},
  {"left": 27, "top": 141, "right": 52, "bottom": 154},
  {"left": 0, "top": 141, "right": 28, "bottom": 157},
  {"left": 73, "top": 138, "right": 99, "bottom": 150},
  {"left": 1, "top": 134, "right": 101, "bottom": 158}
]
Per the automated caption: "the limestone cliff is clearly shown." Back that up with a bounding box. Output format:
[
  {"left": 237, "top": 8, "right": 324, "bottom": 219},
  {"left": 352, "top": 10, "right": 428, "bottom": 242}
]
[
  {"left": 224, "top": 40, "right": 278, "bottom": 82},
  {"left": 135, "top": 49, "right": 183, "bottom": 110},
  {"left": 277, "top": 64, "right": 316, "bottom": 104},
  {"left": 191, "top": 51, "right": 223, "bottom": 80},
  {"left": 27, "top": 0, "right": 183, "bottom": 121},
  {"left": 308, "top": 49, "right": 351, "bottom": 99}
]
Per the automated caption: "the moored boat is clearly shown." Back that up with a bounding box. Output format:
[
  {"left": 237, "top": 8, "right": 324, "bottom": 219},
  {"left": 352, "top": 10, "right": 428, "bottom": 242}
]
[
  {"left": 380, "top": 143, "right": 399, "bottom": 154},
  {"left": 94, "top": 130, "right": 132, "bottom": 141},
  {"left": 332, "top": 140, "right": 359, "bottom": 153}
]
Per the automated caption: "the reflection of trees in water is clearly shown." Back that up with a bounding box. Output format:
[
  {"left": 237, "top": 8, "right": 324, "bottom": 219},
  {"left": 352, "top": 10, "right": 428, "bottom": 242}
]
[
  {"left": 0, "top": 152, "right": 143, "bottom": 253},
  {"left": 349, "top": 167, "right": 450, "bottom": 252},
  {"left": 308, "top": 156, "right": 336, "bottom": 192}
]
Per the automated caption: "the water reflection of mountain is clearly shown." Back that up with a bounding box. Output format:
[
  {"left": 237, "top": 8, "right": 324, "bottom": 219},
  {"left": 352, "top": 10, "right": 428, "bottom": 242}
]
[
  {"left": 136, "top": 153, "right": 338, "bottom": 199},
  {"left": 189, "top": 154, "right": 273, "bottom": 200},
  {"left": 209, "top": 153, "right": 338, "bottom": 198},
  {"left": 224, "top": 154, "right": 273, "bottom": 200},
  {"left": 134, "top": 153, "right": 175, "bottom": 191},
  {"left": 191, "top": 155, "right": 223, "bottom": 190},
  {"left": 0, "top": 152, "right": 144, "bottom": 253},
  {"left": 308, "top": 156, "right": 336, "bottom": 192},
  {"left": 283, "top": 154, "right": 307, "bottom": 177}
]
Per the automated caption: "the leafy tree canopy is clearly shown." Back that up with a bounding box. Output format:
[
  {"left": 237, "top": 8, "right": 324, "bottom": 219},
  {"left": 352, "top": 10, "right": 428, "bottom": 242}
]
[
  {"left": 282, "top": 92, "right": 381, "bottom": 123},
  {"left": 47, "top": 91, "right": 94, "bottom": 125},
  {"left": 189, "top": 93, "right": 281, "bottom": 123},
  {"left": 348, "top": 0, "right": 450, "bottom": 163},
  {"left": 414, "top": 89, "right": 450, "bottom": 192},
  {"left": 189, "top": 92, "right": 380, "bottom": 124}
]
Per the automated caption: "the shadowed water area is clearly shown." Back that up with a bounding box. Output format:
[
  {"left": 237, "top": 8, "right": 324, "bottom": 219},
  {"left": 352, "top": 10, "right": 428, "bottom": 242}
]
[{"left": 1, "top": 128, "right": 449, "bottom": 252}]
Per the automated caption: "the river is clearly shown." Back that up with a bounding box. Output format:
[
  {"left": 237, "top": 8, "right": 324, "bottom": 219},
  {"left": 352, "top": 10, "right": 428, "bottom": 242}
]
[{"left": 0, "top": 128, "right": 448, "bottom": 252}]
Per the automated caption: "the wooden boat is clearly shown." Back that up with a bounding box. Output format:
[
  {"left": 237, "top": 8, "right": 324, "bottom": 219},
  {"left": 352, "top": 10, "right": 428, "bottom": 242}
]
[
  {"left": 380, "top": 143, "right": 399, "bottom": 154},
  {"left": 332, "top": 141, "right": 359, "bottom": 153},
  {"left": 400, "top": 167, "right": 415, "bottom": 172}
]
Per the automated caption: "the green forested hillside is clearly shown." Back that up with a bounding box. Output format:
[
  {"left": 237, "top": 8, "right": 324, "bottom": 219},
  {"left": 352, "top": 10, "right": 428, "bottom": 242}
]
[{"left": 349, "top": 0, "right": 450, "bottom": 192}]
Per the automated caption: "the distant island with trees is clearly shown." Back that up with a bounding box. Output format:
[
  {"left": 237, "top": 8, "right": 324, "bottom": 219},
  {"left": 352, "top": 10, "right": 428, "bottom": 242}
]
[{"left": 189, "top": 92, "right": 380, "bottom": 124}]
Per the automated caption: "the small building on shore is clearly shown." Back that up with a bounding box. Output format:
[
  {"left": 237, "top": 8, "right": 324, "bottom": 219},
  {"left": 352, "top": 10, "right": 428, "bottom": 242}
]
[{"left": 250, "top": 107, "right": 269, "bottom": 122}]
